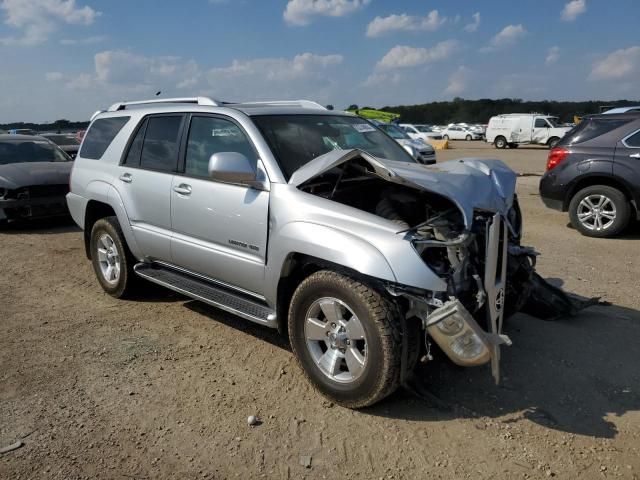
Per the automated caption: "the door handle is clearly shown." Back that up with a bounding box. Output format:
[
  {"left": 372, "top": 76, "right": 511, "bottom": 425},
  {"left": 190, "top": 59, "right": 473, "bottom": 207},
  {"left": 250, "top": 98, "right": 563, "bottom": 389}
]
[
  {"left": 630, "top": 153, "right": 640, "bottom": 159},
  {"left": 119, "top": 173, "right": 132, "bottom": 183},
  {"left": 173, "top": 184, "right": 192, "bottom": 195}
]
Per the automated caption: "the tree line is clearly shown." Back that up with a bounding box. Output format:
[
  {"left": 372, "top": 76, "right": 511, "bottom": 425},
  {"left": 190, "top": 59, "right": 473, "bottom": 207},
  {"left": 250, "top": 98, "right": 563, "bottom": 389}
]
[{"left": 350, "top": 98, "right": 640, "bottom": 124}]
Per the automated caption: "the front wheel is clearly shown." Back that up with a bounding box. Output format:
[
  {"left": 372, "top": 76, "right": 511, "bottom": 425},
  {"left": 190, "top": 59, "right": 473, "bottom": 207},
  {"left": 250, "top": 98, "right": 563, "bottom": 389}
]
[
  {"left": 90, "top": 216, "right": 138, "bottom": 297},
  {"left": 494, "top": 136, "right": 507, "bottom": 149},
  {"left": 442, "top": 134, "right": 449, "bottom": 141},
  {"left": 548, "top": 137, "right": 560, "bottom": 149},
  {"left": 465, "top": 134, "right": 472, "bottom": 141},
  {"left": 288, "top": 271, "right": 403, "bottom": 408},
  {"left": 568, "top": 185, "right": 631, "bottom": 237}
]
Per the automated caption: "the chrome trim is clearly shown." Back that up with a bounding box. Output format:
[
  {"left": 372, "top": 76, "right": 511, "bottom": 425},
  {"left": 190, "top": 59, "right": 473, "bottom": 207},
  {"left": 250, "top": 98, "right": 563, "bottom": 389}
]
[
  {"left": 621, "top": 128, "right": 640, "bottom": 149},
  {"left": 152, "top": 260, "right": 266, "bottom": 301}
]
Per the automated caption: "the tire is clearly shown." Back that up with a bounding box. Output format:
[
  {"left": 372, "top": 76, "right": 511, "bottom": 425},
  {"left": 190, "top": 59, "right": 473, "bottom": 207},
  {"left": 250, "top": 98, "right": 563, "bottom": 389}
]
[
  {"left": 89, "top": 216, "right": 138, "bottom": 298},
  {"left": 494, "top": 136, "right": 507, "bottom": 149},
  {"left": 465, "top": 134, "right": 472, "bottom": 141},
  {"left": 568, "top": 185, "right": 631, "bottom": 238},
  {"left": 443, "top": 134, "right": 449, "bottom": 141},
  {"left": 288, "top": 270, "right": 403, "bottom": 408},
  {"left": 548, "top": 137, "right": 560, "bottom": 149}
]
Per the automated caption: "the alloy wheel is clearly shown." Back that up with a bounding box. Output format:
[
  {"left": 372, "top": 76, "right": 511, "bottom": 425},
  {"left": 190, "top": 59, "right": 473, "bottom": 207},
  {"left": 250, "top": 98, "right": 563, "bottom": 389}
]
[
  {"left": 96, "top": 233, "right": 121, "bottom": 284},
  {"left": 304, "top": 297, "right": 368, "bottom": 384},
  {"left": 577, "top": 194, "right": 617, "bottom": 231}
]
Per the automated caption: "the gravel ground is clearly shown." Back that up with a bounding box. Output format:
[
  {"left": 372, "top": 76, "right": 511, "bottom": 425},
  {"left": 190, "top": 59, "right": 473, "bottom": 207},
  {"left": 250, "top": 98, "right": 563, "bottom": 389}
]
[{"left": 1, "top": 141, "right": 639, "bottom": 479}]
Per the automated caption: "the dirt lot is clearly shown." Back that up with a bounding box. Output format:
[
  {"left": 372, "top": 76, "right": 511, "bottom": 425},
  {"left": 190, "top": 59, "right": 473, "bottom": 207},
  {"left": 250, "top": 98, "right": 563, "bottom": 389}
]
[{"left": 2, "top": 141, "right": 639, "bottom": 479}]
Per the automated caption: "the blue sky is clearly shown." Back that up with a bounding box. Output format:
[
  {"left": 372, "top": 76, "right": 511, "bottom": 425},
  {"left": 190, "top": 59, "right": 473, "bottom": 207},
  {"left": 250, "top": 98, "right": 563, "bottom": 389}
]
[{"left": 0, "top": 0, "right": 638, "bottom": 122}]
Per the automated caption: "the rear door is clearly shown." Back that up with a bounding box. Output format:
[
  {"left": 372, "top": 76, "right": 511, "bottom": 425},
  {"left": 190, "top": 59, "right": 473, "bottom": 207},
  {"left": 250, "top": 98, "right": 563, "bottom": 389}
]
[
  {"left": 116, "top": 114, "right": 185, "bottom": 262},
  {"left": 614, "top": 126, "right": 640, "bottom": 202}
]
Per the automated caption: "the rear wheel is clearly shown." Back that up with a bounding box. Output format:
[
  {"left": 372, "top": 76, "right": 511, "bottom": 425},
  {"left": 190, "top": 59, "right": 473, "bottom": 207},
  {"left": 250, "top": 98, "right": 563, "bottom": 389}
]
[
  {"left": 90, "top": 216, "right": 138, "bottom": 297},
  {"left": 288, "top": 270, "right": 403, "bottom": 408},
  {"left": 568, "top": 185, "right": 631, "bottom": 237},
  {"left": 494, "top": 136, "right": 507, "bottom": 149}
]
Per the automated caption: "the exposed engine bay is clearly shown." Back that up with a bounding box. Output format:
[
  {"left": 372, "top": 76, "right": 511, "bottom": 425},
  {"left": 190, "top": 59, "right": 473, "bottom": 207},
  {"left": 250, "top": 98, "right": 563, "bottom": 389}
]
[{"left": 296, "top": 153, "right": 600, "bottom": 380}]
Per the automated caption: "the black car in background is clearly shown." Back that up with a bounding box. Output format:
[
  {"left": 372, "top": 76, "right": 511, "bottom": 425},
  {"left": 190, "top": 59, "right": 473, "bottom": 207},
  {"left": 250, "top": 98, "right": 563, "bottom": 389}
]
[
  {"left": 41, "top": 133, "right": 81, "bottom": 158},
  {"left": 539, "top": 112, "right": 640, "bottom": 237},
  {"left": 0, "top": 134, "right": 72, "bottom": 223}
]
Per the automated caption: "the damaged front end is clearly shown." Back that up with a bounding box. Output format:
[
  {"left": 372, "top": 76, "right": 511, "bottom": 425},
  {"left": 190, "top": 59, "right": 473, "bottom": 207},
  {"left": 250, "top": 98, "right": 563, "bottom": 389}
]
[{"left": 292, "top": 149, "right": 597, "bottom": 383}]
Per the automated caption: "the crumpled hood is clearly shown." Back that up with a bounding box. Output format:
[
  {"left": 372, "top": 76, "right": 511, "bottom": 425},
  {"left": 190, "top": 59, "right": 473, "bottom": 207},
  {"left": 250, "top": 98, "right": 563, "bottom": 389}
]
[
  {"left": 289, "top": 149, "right": 517, "bottom": 228},
  {"left": 0, "top": 161, "right": 72, "bottom": 189}
]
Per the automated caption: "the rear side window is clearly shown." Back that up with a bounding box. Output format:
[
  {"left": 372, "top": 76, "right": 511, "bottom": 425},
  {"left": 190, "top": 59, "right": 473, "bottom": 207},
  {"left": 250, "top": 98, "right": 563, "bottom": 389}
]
[
  {"left": 80, "top": 117, "right": 130, "bottom": 159},
  {"left": 562, "top": 118, "right": 629, "bottom": 145},
  {"left": 624, "top": 130, "right": 640, "bottom": 147},
  {"left": 139, "top": 116, "right": 183, "bottom": 172}
]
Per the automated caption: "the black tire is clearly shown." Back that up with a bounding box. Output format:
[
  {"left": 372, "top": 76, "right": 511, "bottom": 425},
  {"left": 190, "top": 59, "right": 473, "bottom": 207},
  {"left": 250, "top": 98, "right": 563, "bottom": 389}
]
[
  {"left": 288, "top": 270, "right": 403, "bottom": 408},
  {"left": 494, "top": 136, "right": 507, "bottom": 149},
  {"left": 568, "top": 185, "right": 631, "bottom": 238},
  {"left": 507, "top": 143, "right": 519, "bottom": 149},
  {"left": 548, "top": 137, "right": 560, "bottom": 149},
  {"left": 89, "top": 216, "right": 138, "bottom": 298},
  {"left": 465, "top": 134, "right": 472, "bottom": 141},
  {"left": 443, "top": 134, "right": 449, "bottom": 141}
]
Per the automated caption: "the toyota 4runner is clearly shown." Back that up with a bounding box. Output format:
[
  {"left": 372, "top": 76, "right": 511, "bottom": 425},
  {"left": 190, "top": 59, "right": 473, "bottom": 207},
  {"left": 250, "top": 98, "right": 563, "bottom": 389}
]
[{"left": 68, "top": 97, "right": 579, "bottom": 408}]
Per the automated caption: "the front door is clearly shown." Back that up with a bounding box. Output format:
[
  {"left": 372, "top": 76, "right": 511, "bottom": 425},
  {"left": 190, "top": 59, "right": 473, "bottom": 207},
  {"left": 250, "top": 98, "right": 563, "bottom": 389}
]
[
  {"left": 115, "top": 114, "right": 185, "bottom": 262},
  {"left": 170, "top": 114, "right": 269, "bottom": 296}
]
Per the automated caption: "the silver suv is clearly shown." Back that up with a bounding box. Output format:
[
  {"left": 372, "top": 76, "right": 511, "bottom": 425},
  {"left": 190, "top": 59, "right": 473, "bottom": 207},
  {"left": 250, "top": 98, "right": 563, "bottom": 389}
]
[{"left": 67, "top": 97, "right": 543, "bottom": 408}]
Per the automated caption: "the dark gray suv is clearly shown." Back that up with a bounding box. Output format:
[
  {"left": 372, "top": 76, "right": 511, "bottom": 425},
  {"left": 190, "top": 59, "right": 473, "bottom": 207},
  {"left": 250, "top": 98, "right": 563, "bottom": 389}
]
[{"left": 539, "top": 112, "right": 640, "bottom": 237}]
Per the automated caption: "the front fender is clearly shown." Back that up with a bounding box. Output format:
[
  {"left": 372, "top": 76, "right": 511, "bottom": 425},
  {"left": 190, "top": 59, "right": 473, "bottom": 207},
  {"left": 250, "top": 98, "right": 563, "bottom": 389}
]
[{"left": 264, "top": 222, "right": 396, "bottom": 305}]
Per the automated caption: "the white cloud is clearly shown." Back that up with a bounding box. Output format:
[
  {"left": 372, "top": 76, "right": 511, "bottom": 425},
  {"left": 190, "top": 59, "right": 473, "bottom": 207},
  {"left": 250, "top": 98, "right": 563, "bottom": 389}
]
[
  {"left": 45, "top": 71, "right": 64, "bottom": 81},
  {"left": 366, "top": 10, "right": 446, "bottom": 37},
  {"left": 561, "top": 0, "right": 586, "bottom": 21},
  {"left": 60, "top": 35, "right": 107, "bottom": 45},
  {"left": 482, "top": 24, "right": 526, "bottom": 52},
  {"left": 444, "top": 66, "right": 469, "bottom": 95},
  {"left": 463, "top": 12, "right": 480, "bottom": 33},
  {"left": 545, "top": 46, "right": 560, "bottom": 65},
  {"left": 376, "top": 40, "right": 458, "bottom": 69},
  {"left": 0, "top": 0, "right": 99, "bottom": 46},
  {"left": 589, "top": 46, "right": 640, "bottom": 81},
  {"left": 284, "top": 0, "right": 370, "bottom": 26}
]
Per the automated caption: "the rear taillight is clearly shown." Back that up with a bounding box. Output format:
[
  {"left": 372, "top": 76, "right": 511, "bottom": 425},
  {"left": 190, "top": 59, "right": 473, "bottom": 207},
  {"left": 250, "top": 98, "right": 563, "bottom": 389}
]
[{"left": 546, "top": 147, "right": 569, "bottom": 171}]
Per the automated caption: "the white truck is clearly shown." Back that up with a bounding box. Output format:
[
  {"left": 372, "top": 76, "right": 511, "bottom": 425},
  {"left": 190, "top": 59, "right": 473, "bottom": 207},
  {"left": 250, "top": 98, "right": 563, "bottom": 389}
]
[{"left": 485, "top": 114, "right": 571, "bottom": 149}]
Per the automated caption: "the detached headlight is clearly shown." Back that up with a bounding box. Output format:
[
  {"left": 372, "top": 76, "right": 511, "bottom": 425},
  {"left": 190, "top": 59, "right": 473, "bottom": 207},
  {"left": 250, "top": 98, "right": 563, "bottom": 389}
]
[
  {"left": 436, "top": 315, "right": 464, "bottom": 336},
  {"left": 450, "top": 330, "right": 487, "bottom": 359}
]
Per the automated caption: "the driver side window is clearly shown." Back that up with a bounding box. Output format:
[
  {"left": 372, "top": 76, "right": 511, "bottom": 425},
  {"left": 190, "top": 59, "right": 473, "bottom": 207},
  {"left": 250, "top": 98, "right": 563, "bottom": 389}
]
[
  {"left": 184, "top": 116, "right": 255, "bottom": 178},
  {"left": 534, "top": 118, "right": 548, "bottom": 128}
]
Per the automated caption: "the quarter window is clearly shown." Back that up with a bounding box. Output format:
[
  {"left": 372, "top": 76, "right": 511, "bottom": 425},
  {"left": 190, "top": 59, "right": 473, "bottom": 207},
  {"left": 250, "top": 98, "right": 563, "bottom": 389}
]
[
  {"left": 139, "top": 116, "right": 183, "bottom": 172},
  {"left": 625, "top": 130, "right": 640, "bottom": 147},
  {"left": 123, "top": 119, "right": 147, "bottom": 166},
  {"left": 80, "top": 116, "right": 130, "bottom": 160},
  {"left": 184, "top": 116, "right": 255, "bottom": 178}
]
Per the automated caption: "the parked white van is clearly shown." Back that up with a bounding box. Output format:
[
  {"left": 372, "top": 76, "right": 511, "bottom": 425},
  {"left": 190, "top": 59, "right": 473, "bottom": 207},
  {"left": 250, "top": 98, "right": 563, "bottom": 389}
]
[{"left": 485, "top": 114, "right": 571, "bottom": 149}]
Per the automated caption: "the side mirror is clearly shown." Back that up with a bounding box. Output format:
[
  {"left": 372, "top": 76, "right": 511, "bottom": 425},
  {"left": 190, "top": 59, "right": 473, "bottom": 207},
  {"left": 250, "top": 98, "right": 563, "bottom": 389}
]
[{"left": 209, "top": 151, "right": 256, "bottom": 182}]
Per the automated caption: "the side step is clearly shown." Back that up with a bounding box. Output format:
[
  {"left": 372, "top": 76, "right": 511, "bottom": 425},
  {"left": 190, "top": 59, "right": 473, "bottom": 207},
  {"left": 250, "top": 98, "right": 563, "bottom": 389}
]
[{"left": 134, "top": 263, "right": 277, "bottom": 328}]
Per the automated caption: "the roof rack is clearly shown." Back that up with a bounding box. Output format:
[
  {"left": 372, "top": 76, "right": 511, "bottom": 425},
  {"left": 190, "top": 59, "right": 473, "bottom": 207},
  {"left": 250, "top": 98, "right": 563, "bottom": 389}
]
[
  {"left": 228, "top": 100, "right": 327, "bottom": 110},
  {"left": 107, "top": 96, "right": 220, "bottom": 112}
]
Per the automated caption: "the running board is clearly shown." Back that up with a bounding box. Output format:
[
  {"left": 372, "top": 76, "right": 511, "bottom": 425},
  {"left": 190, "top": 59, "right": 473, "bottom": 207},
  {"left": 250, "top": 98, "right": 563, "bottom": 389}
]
[{"left": 134, "top": 263, "right": 277, "bottom": 328}]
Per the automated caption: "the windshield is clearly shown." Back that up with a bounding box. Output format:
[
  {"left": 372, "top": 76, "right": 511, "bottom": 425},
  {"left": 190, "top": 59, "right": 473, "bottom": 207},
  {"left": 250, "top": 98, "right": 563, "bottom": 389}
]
[
  {"left": 252, "top": 114, "right": 415, "bottom": 179},
  {"left": 0, "top": 139, "right": 71, "bottom": 165},
  {"left": 45, "top": 135, "right": 80, "bottom": 146},
  {"left": 379, "top": 124, "right": 409, "bottom": 140},
  {"left": 416, "top": 126, "right": 433, "bottom": 133}
]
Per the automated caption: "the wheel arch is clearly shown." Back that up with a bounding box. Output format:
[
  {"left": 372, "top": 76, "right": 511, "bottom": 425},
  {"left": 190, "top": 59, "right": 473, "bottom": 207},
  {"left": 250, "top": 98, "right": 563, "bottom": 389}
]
[{"left": 564, "top": 175, "right": 637, "bottom": 215}]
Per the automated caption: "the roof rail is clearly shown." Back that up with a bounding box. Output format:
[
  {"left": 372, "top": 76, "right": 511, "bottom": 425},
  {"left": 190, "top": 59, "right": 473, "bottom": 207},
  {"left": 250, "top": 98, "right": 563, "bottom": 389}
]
[
  {"left": 107, "top": 96, "right": 220, "bottom": 112},
  {"left": 229, "top": 100, "right": 327, "bottom": 110}
]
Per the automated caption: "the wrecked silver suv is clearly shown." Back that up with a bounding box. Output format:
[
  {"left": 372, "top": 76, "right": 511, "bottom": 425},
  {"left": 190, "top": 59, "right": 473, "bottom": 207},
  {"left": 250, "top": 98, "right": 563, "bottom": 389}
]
[{"left": 68, "top": 98, "right": 587, "bottom": 408}]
